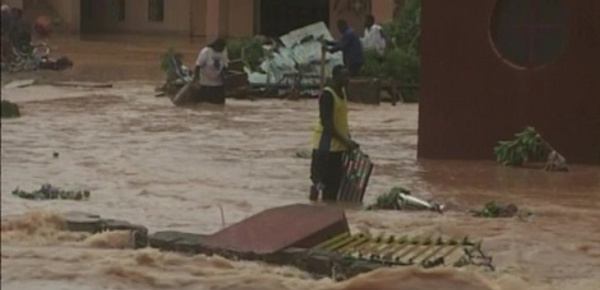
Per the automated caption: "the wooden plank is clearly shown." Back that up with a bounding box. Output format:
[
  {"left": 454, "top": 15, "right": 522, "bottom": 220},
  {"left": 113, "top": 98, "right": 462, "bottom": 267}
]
[
  {"left": 337, "top": 150, "right": 374, "bottom": 203},
  {"left": 52, "top": 81, "right": 113, "bottom": 88}
]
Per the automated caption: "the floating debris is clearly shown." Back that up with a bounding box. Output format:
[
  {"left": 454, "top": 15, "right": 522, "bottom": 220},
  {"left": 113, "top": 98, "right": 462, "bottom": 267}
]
[
  {"left": 367, "top": 187, "right": 444, "bottom": 213},
  {"left": 295, "top": 149, "right": 312, "bottom": 159},
  {"left": 470, "top": 201, "right": 533, "bottom": 220},
  {"left": 3, "top": 79, "right": 36, "bottom": 89},
  {"left": 1, "top": 100, "right": 21, "bottom": 118},
  {"left": 12, "top": 184, "right": 91, "bottom": 201}
]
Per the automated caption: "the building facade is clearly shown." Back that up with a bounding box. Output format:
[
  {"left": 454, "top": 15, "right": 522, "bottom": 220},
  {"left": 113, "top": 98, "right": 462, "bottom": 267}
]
[
  {"left": 418, "top": 0, "right": 600, "bottom": 164},
  {"left": 22, "top": 0, "right": 399, "bottom": 39}
]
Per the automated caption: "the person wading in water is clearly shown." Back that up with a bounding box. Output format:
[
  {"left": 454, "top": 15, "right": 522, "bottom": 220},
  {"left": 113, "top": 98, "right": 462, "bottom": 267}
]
[
  {"left": 193, "top": 38, "right": 229, "bottom": 105},
  {"left": 310, "top": 65, "right": 360, "bottom": 202}
]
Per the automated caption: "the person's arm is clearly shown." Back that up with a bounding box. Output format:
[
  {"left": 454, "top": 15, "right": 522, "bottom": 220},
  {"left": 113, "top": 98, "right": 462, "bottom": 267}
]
[
  {"left": 329, "top": 32, "right": 351, "bottom": 53},
  {"left": 222, "top": 50, "right": 229, "bottom": 68},
  {"left": 320, "top": 91, "right": 354, "bottom": 147},
  {"left": 193, "top": 48, "right": 208, "bottom": 81}
]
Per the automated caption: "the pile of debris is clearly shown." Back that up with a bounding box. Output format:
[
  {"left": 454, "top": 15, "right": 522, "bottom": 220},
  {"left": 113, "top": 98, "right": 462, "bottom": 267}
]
[
  {"left": 367, "top": 186, "right": 445, "bottom": 213},
  {"left": 245, "top": 22, "right": 344, "bottom": 96},
  {"left": 160, "top": 22, "right": 343, "bottom": 100},
  {"left": 470, "top": 201, "right": 534, "bottom": 221},
  {"left": 49, "top": 204, "right": 494, "bottom": 281}
]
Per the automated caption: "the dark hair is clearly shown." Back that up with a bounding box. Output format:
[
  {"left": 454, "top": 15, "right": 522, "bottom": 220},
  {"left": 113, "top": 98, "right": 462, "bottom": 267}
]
[
  {"left": 332, "top": 65, "right": 346, "bottom": 78},
  {"left": 366, "top": 14, "right": 375, "bottom": 22},
  {"left": 337, "top": 19, "right": 348, "bottom": 28},
  {"left": 209, "top": 37, "right": 227, "bottom": 52},
  {"left": 211, "top": 37, "right": 226, "bottom": 46}
]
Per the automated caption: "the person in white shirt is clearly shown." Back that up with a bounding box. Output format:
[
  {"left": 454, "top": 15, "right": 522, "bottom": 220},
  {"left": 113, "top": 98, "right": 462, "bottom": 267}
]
[
  {"left": 193, "top": 38, "right": 229, "bottom": 105},
  {"left": 361, "top": 14, "right": 386, "bottom": 57}
]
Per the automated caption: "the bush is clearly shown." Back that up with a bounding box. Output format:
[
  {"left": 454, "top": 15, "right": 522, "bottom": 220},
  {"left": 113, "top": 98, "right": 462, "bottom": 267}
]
[
  {"left": 160, "top": 47, "right": 183, "bottom": 73},
  {"left": 227, "top": 37, "right": 265, "bottom": 71}
]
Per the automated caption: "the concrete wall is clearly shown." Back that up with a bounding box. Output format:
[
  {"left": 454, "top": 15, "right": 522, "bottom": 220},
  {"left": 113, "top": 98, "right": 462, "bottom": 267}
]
[
  {"left": 227, "top": 0, "right": 254, "bottom": 37},
  {"left": 38, "top": 0, "right": 395, "bottom": 37},
  {"left": 46, "top": 0, "right": 79, "bottom": 33},
  {"left": 418, "top": 0, "right": 600, "bottom": 164},
  {"left": 3, "top": 0, "right": 23, "bottom": 9},
  {"left": 81, "top": 0, "right": 192, "bottom": 35}
]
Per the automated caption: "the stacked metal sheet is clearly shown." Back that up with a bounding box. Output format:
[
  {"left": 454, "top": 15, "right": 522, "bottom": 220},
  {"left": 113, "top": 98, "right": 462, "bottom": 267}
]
[{"left": 247, "top": 22, "right": 345, "bottom": 95}]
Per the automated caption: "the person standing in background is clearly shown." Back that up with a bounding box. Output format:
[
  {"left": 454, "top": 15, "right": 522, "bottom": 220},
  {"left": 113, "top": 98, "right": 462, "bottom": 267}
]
[
  {"left": 362, "top": 14, "right": 387, "bottom": 57},
  {"left": 322, "top": 19, "right": 364, "bottom": 77},
  {"left": 193, "top": 38, "right": 229, "bottom": 105}
]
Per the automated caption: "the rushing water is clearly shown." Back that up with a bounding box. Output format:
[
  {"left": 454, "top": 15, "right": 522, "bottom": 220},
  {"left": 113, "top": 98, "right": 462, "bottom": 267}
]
[{"left": 1, "top": 35, "right": 599, "bottom": 290}]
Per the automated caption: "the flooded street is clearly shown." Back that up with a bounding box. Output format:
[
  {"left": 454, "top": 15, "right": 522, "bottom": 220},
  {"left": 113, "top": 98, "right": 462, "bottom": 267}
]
[{"left": 2, "top": 35, "right": 600, "bottom": 290}]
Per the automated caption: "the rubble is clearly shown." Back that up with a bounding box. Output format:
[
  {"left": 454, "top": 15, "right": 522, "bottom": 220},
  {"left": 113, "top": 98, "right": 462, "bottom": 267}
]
[
  {"left": 367, "top": 186, "right": 444, "bottom": 213},
  {"left": 470, "top": 201, "right": 534, "bottom": 220},
  {"left": 48, "top": 204, "right": 493, "bottom": 280},
  {"left": 246, "top": 22, "right": 344, "bottom": 96}
]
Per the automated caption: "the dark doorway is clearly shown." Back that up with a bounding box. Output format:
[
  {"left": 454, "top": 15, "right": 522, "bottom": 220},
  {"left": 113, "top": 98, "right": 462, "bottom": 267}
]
[
  {"left": 80, "top": 0, "right": 95, "bottom": 33},
  {"left": 259, "top": 0, "right": 329, "bottom": 37}
]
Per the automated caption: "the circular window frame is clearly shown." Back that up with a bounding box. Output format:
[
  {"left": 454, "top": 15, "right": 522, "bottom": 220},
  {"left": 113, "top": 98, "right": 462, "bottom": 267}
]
[{"left": 488, "top": 0, "right": 570, "bottom": 71}]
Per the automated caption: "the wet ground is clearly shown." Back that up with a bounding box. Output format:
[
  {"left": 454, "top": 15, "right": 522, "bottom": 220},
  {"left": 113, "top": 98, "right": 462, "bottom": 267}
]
[{"left": 2, "top": 34, "right": 600, "bottom": 290}]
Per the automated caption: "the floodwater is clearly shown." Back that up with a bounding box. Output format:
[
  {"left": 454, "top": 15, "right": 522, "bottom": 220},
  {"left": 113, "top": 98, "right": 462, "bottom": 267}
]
[{"left": 2, "top": 34, "right": 600, "bottom": 290}]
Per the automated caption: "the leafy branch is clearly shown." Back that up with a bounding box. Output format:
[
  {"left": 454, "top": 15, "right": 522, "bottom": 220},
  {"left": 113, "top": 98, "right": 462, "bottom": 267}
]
[
  {"left": 494, "top": 126, "right": 568, "bottom": 171},
  {"left": 366, "top": 186, "right": 412, "bottom": 210}
]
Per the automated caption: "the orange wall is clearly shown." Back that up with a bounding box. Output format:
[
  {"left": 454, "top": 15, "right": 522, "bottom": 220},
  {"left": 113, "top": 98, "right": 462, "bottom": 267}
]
[
  {"left": 42, "top": 0, "right": 396, "bottom": 37},
  {"left": 4, "top": 0, "right": 23, "bottom": 8},
  {"left": 83, "top": 0, "right": 192, "bottom": 35},
  {"left": 227, "top": 0, "right": 254, "bottom": 37},
  {"left": 329, "top": 0, "right": 395, "bottom": 38},
  {"left": 45, "top": 0, "right": 79, "bottom": 32},
  {"left": 371, "top": 0, "right": 395, "bottom": 23}
]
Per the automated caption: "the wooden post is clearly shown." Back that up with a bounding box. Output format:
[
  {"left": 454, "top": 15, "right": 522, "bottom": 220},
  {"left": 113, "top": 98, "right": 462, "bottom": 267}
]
[{"left": 319, "top": 46, "right": 326, "bottom": 91}]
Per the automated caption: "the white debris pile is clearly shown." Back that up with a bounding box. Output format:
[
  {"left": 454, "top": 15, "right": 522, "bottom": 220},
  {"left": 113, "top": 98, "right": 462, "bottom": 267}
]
[{"left": 245, "top": 22, "right": 344, "bottom": 95}]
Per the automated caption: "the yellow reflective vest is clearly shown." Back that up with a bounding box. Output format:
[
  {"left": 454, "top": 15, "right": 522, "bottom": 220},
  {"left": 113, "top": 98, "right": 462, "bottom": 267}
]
[{"left": 312, "top": 87, "right": 350, "bottom": 152}]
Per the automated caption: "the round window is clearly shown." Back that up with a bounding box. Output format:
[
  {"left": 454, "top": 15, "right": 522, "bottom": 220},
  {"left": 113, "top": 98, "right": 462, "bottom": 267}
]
[{"left": 490, "top": 0, "right": 568, "bottom": 68}]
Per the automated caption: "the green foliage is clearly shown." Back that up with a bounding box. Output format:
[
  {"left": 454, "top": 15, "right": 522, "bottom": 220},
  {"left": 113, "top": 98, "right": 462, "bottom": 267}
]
[
  {"left": 471, "top": 201, "right": 505, "bottom": 217},
  {"left": 494, "top": 127, "right": 551, "bottom": 166},
  {"left": 160, "top": 47, "right": 183, "bottom": 74},
  {"left": 366, "top": 186, "right": 411, "bottom": 210},
  {"left": 12, "top": 184, "right": 91, "bottom": 201},
  {"left": 52, "top": 16, "right": 63, "bottom": 27},
  {"left": 383, "top": 0, "right": 422, "bottom": 52},
  {"left": 470, "top": 202, "right": 531, "bottom": 219},
  {"left": 227, "top": 37, "right": 265, "bottom": 71}
]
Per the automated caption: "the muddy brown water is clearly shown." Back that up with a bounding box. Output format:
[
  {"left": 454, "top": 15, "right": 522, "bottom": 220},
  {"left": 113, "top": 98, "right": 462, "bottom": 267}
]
[{"left": 2, "top": 34, "right": 600, "bottom": 290}]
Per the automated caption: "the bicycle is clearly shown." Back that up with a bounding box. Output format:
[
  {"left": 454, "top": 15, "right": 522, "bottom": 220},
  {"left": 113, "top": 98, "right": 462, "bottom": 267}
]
[{"left": 3, "top": 40, "right": 55, "bottom": 72}]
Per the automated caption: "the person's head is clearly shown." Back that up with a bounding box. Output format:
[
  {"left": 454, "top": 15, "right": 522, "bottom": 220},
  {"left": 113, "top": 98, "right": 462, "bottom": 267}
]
[
  {"left": 331, "top": 65, "right": 350, "bottom": 87},
  {"left": 365, "top": 14, "right": 375, "bottom": 28},
  {"left": 336, "top": 19, "right": 349, "bottom": 34},
  {"left": 1, "top": 4, "right": 9, "bottom": 12},
  {"left": 209, "top": 37, "right": 227, "bottom": 53}
]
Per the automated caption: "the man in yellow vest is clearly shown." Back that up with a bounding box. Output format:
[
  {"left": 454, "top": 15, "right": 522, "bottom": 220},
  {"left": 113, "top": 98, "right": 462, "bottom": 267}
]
[{"left": 310, "top": 65, "right": 360, "bottom": 202}]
